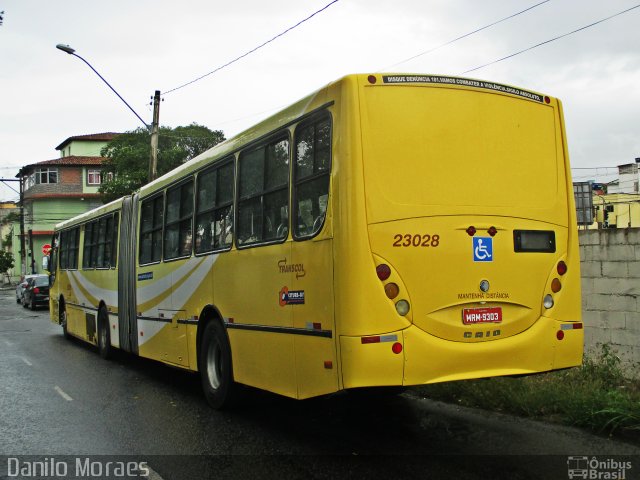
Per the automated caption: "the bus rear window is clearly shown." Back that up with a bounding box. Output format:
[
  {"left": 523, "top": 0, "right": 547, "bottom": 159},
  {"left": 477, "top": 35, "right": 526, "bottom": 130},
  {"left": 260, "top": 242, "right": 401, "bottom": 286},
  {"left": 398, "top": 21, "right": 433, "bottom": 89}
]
[{"left": 361, "top": 87, "right": 566, "bottom": 223}]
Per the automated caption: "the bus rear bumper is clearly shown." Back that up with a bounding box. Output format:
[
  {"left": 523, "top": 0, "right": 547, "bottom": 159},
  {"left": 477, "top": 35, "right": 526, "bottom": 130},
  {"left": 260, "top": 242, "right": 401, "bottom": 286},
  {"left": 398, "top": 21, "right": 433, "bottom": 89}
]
[
  {"left": 339, "top": 317, "right": 583, "bottom": 388},
  {"left": 403, "top": 317, "right": 583, "bottom": 385}
]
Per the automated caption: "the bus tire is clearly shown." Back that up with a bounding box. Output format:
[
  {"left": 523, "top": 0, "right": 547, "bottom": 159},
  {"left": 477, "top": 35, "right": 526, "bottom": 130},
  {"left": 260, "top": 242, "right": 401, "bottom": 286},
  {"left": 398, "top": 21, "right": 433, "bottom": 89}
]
[
  {"left": 97, "top": 306, "right": 112, "bottom": 360},
  {"left": 60, "top": 299, "right": 70, "bottom": 339},
  {"left": 200, "top": 321, "right": 236, "bottom": 409}
]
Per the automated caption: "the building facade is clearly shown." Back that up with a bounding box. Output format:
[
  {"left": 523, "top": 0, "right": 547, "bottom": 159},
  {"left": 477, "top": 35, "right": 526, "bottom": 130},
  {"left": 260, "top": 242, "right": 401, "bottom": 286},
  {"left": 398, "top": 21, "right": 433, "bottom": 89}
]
[
  {"left": 12, "top": 133, "right": 119, "bottom": 280},
  {"left": 576, "top": 159, "right": 640, "bottom": 230}
]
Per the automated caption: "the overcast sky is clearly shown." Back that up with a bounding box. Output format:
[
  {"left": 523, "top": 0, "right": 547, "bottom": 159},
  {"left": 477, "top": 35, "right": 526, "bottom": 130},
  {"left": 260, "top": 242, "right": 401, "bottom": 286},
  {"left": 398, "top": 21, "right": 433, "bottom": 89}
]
[{"left": 1, "top": 0, "right": 639, "bottom": 200}]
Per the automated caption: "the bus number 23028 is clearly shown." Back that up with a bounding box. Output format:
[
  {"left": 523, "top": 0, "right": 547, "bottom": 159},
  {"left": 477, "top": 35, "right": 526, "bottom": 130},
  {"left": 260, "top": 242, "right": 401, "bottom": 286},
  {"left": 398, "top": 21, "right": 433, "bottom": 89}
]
[{"left": 393, "top": 234, "right": 440, "bottom": 247}]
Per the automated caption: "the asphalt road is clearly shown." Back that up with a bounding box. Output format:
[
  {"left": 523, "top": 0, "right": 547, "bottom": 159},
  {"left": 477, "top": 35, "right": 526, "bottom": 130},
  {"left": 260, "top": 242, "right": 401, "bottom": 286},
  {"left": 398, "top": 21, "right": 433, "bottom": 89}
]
[{"left": 1, "top": 287, "right": 638, "bottom": 480}]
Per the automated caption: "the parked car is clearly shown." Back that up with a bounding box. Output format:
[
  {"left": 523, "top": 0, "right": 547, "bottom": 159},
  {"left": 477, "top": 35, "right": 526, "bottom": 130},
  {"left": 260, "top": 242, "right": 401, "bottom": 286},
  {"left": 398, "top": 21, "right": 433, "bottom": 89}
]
[
  {"left": 16, "top": 274, "right": 39, "bottom": 304},
  {"left": 22, "top": 275, "right": 50, "bottom": 310}
]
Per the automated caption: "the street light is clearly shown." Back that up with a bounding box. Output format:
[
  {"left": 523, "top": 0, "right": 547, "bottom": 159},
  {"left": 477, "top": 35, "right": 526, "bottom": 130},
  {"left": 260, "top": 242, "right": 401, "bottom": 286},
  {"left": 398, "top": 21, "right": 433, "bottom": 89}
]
[
  {"left": 56, "top": 44, "right": 149, "bottom": 130},
  {"left": 55, "top": 44, "right": 160, "bottom": 180}
]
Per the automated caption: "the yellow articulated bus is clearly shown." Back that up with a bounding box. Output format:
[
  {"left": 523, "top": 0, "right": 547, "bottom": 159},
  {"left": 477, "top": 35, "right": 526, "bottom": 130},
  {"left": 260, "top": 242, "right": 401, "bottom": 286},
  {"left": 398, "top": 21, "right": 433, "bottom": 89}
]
[{"left": 49, "top": 74, "right": 583, "bottom": 408}]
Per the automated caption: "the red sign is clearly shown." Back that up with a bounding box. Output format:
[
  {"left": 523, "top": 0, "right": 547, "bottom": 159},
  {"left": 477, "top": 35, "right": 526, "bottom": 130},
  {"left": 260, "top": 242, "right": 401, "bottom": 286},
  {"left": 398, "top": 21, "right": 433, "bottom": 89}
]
[{"left": 42, "top": 243, "right": 52, "bottom": 255}]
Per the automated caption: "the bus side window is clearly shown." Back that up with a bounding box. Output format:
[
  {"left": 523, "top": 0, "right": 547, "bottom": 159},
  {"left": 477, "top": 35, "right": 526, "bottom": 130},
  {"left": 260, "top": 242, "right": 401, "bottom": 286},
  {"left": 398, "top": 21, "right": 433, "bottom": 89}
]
[
  {"left": 69, "top": 227, "right": 80, "bottom": 269},
  {"left": 111, "top": 212, "right": 119, "bottom": 268},
  {"left": 82, "top": 222, "right": 94, "bottom": 269},
  {"left": 195, "top": 159, "right": 234, "bottom": 254},
  {"left": 140, "top": 195, "right": 164, "bottom": 264},
  {"left": 237, "top": 136, "right": 289, "bottom": 246},
  {"left": 59, "top": 230, "right": 68, "bottom": 269},
  {"left": 164, "top": 180, "right": 194, "bottom": 260},
  {"left": 294, "top": 116, "right": 331, "bottom": 238}
]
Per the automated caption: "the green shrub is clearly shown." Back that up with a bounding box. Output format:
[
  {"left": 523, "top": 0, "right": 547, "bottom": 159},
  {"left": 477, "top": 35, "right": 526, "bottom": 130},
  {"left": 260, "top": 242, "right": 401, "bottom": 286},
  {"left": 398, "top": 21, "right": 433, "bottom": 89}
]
[{"left": 416, "top": 344, "right": 640, "bottom": 436}]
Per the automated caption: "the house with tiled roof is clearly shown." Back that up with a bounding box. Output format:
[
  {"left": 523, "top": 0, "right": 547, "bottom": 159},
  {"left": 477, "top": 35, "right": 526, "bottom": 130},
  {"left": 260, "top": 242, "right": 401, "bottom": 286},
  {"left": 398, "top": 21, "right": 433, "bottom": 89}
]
[{"left": 11, "top": 132, "right": 120, "bottom": 278}]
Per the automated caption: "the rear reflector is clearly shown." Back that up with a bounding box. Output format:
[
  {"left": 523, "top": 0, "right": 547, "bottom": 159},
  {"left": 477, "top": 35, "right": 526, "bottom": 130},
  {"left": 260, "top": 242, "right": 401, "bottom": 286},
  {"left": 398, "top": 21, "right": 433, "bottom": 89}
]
[
  {"left": 362, "top": 336, "right": 380, "bottom": 344},
  {"left": 361, "top": 334, "right": 399, "bottom": 344},
  {"left": 561, "top": 323, "right": 583, "bottom": 330}
]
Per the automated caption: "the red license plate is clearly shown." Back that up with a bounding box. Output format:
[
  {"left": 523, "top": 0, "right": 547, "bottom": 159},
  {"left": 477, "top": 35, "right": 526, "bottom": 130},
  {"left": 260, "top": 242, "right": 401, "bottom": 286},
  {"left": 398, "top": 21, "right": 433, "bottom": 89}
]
[{"left": 462, "top": 307, "right": 502, "bottom": 325}]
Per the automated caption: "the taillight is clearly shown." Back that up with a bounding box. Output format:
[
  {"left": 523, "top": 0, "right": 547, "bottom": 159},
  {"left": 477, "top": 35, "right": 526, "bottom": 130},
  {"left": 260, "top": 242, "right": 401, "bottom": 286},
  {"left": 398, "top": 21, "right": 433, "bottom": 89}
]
[
  {"left": 395, "top": 300, "right": 410, "bottom": 316},
  {"left": 487, "top": 226, "right": 497, "bottom": 236},
  {"left": 466, "top": 226, "right": 476, "bottom": 236},
  {"left": 384, "top": 283, "right": 400, "bottom": 299},
  {"left": 33, "top": 287, "right": 40, "bottom": 294},
  {"left": 376, "top": 261, "right": 411, "bottom": 317},
  {"left": 551, "top": 278, "right": 562, "bottom": 293},
  {"left": 376, "top": 264, "right": 391, "bottom": 281},
  {"left": 557, "top": 261, "right": 567, "bottom": 275}
]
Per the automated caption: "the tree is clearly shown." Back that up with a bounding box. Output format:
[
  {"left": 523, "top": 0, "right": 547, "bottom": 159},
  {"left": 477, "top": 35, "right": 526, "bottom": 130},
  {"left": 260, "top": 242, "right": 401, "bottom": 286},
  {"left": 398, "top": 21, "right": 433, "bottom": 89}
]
[
  {"left": 1, "top": 211, "right": 19, "bottom": 226},
  {"left": 1, "top": 211, "right": 18, "bottom": 247},
  {"left": 0, "top": 250, "right": 14, "bottom": 276},
  {"left": 99, "top": 123, "right": 225, "bottom": 203}
]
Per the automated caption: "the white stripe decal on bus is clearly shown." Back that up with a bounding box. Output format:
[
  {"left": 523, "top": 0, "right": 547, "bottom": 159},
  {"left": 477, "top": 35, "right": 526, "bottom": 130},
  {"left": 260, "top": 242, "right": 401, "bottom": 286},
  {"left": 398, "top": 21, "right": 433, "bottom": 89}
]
[
  {"left": 138, "top": 255, "right": 217, "bottom": 346},
  {"left": 68, "top": 270, "right": 118, "bottom": 307},
  {"left": 137, "top": 255, "right": 214, "bottom": 304}
]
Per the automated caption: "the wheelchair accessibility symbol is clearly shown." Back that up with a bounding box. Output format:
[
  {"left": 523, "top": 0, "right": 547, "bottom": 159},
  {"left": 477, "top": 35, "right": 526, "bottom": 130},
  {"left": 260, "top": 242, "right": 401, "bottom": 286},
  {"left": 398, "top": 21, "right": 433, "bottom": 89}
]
[{"left": 473, "top": 237, "right": 493, "bottom": 262}]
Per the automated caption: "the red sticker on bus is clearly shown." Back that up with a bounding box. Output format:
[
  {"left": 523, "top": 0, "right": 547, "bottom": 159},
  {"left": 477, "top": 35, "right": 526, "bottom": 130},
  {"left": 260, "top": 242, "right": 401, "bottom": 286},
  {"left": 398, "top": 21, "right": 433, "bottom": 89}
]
[{"left": 462, "top": 307, "right": 502, "bottom": 325}]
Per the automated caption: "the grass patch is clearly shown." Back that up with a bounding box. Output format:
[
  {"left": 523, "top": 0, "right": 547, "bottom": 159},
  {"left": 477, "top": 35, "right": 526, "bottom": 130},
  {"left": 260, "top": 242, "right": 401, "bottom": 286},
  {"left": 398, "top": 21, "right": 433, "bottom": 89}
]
[{"left": 415, "top": 344, "right": 640, "bottom": 437}]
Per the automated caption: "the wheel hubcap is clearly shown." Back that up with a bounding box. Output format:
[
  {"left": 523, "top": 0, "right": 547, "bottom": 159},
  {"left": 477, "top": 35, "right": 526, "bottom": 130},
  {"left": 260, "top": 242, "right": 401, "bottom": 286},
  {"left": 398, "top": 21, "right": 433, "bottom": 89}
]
[
  {"left": 206, "top": 340, "right": 222, "bottom": 390},
  {"left": 100, "top": 320, "right": 107, "bottom": 348}
]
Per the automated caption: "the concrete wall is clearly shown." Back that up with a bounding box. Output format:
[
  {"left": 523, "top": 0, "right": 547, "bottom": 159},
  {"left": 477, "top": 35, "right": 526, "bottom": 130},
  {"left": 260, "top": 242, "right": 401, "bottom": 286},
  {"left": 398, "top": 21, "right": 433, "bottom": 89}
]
[{"left": 579, "top": 228, "right": 640, "bottom": 374}]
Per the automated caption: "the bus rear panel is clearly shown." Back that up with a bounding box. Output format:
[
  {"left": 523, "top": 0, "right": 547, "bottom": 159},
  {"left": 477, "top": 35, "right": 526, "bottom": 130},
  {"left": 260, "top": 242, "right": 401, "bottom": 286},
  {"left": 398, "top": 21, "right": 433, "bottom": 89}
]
[{"left": 338, "top": 74, "right": 582, "bottom": 388}]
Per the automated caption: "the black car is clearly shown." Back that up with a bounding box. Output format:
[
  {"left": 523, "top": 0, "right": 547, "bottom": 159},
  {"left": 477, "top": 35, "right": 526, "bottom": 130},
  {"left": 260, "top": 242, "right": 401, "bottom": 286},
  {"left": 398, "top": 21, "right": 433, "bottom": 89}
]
[{"left": 22, "top": 275, "right": 50, "bottom": 310}]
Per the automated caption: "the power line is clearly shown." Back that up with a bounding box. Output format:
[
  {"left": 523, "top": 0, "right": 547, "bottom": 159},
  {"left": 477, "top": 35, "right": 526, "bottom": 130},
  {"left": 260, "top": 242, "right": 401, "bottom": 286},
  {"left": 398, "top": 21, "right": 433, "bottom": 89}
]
[
  {"left": 162, "top": 0, "right": 341, "bottom": 95},
  {"left": 461, "top": 4, "right": 640, "bottom": 74},
  {"left": 379, "top": 0, "right": 551, "bottom": 72}
]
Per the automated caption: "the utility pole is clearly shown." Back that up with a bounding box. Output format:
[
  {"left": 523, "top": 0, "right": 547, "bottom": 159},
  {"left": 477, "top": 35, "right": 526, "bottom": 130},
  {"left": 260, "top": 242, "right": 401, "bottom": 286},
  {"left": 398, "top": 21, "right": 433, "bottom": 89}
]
[
  {"left": 149, "top": 90, "right": 161, "bottom": 182},
  {"left": 0, "top": 177, "right": 21, "bottom": 259},
  {"left": 28, "top": 229, "right": 35, "bottom": 274},
  {"left": 19, "top": 177, "right": 26, "bottom": 277}
]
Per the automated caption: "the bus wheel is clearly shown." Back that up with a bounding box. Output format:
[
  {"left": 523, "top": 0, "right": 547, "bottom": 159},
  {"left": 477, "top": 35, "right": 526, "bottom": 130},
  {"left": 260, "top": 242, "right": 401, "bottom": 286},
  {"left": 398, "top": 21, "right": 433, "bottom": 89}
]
[
  {"left": 200, "top": 321, "right": 236, "bottom": 409},
  {"left": 60, "top": 301, "right": 70, "bottom": 339},
  {"left": 97, "top": 307, "right": 112, "bottom": 360}
]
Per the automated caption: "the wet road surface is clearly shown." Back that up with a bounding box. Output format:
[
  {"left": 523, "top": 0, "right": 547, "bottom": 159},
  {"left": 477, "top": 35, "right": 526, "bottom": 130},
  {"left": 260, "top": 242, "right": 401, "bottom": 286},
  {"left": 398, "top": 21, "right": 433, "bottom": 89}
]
[{"left": 1, "top": 288, "right": 638, "bottom": 479}]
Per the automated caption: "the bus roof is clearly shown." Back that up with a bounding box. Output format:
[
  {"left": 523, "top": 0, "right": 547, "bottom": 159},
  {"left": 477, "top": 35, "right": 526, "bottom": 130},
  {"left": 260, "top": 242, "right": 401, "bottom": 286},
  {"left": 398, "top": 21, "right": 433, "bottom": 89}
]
[
  {"left": 54, "top": 73, "right": 553, "bottom": 230},
  {"left": 55, "top": 196, "right": 123, "bottom": 231}
]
